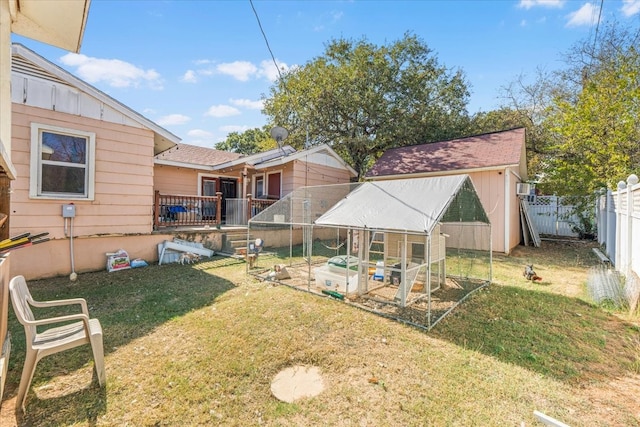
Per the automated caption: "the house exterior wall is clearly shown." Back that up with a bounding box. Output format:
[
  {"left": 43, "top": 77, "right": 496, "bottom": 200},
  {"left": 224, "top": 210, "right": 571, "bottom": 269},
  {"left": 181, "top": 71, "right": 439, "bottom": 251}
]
[
  {"left": 154, "top": 164, "right": 202, "bottom": 195},
  {"left": 290, "top": 159, "right": 353, "bottom": 190},
  {"left": 10, "top": 103, "right": 161, "bottom": 279}
]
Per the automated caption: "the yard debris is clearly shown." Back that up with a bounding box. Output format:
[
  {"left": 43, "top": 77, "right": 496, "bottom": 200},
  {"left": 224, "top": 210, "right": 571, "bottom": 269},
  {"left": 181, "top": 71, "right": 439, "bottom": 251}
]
[{"left": 106, "top": 249, "right": 131, "bottom": 272}]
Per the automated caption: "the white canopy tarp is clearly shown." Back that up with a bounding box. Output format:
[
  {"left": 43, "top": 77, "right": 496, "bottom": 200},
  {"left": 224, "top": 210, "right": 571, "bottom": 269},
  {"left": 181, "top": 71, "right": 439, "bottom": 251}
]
[{"left": 315, "top": 175, "right": 487, "bottom": 234}]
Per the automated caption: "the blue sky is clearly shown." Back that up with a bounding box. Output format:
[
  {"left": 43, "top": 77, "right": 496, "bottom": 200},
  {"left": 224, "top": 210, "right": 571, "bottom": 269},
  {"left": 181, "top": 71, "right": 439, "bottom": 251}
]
[{"left": 12, "top": 0, "right": 640, "bottom": 148}]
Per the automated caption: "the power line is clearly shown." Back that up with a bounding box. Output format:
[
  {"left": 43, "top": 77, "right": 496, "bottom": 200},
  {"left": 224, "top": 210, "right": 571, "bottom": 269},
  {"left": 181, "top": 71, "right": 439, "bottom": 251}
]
[
  {"left": 249, "top": 0, "right": 286, "bottom": 84},
  {"left": 591, "top": 0, "right": 604, "bottom": 61}
]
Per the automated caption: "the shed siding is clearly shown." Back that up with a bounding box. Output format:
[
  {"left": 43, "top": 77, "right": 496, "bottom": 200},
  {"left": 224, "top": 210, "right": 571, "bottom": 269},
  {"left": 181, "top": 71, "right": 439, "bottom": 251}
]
[
  {"left": 507, "top": 166, "right": 522, "bottom": 250},
  {"left": 11, "top": 104, "right": 155, "bottom": 240},
  {"left": 467, "top": 170, "right": 506, "bottom": 253}
]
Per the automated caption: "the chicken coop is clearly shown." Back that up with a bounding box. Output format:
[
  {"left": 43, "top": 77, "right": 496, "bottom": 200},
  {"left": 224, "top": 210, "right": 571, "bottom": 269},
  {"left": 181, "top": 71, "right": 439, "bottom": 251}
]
[{"left": 247, "top": 175, "right": 492, "bottom": 330}]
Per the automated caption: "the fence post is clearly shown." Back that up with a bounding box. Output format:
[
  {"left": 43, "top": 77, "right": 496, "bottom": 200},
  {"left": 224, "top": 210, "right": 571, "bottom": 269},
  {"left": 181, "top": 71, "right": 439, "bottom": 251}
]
[
  {"left": 247, "top": 194, "right": 253, "bottom": 221},
  {"left": 616, "top": 181, "right": 626, "bottom": 269},
  {"left": 216, "top": 192, "right": 222, "bottom": 226},
  {"left": 626, "top": 175, "right": 638, "bottom": 276}
]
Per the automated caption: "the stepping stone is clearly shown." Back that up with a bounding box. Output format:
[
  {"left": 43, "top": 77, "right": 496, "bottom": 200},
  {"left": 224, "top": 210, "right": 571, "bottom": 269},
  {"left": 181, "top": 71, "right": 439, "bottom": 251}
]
[{"left": 270, "top": 365, "right": 325, "bottom": 403}]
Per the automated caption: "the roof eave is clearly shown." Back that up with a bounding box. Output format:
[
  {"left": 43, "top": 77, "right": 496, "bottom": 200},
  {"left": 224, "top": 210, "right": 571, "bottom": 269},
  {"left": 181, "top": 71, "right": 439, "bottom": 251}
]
[
  {"left": 11, "top": 43, "right": 180, "bottom": 155},
  {"left": 10, "top": 0, "right": 91, "bottom": 53},
  {"left": 366, "top": 164, "right": 520, "bottom": 180},
  {"left": 154, "top": 159, "right": 215, "bottom": 171}
]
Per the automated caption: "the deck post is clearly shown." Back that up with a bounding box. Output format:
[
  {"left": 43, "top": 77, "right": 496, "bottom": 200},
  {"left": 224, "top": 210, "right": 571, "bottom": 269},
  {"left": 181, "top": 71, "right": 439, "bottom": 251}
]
[
  {"left": 247, "top": 194, "right": 253, "bottom": 221},
  {"left": 216, "top": 192, "right": 222, "bottom": 225},
  {"left": 153, "top": 191, "right": 160, "bottom": 230}
]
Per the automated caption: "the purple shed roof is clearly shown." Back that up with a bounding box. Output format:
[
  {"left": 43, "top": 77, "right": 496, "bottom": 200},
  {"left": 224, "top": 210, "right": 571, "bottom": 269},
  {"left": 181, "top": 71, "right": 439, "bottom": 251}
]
[{"left": 366, "top": 128, "right": 526, "bottom": 178}]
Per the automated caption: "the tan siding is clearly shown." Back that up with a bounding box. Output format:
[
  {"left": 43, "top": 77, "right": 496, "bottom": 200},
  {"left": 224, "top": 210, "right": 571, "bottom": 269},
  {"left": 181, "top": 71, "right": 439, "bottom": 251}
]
[
  {"left": 468, "top": 170, "right": 506, "bottom": 253},
  {"left": 154, "top": 165, "right": 201, "bottom": 195},
  {"left": 507, "top": 167, "right": 522, "bottom": 252},
  {"left": 11, "top": 104, "right": 156, "bottom": 239},
  {"left": 291, "top": 160, "right": 352, "bottom": 189}
]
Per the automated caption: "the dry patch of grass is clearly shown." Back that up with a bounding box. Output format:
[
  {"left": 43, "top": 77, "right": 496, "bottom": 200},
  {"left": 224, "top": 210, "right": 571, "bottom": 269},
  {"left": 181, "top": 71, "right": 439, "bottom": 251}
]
[{"left": 1, "top": 241, "right": 639, "bottom": 426}]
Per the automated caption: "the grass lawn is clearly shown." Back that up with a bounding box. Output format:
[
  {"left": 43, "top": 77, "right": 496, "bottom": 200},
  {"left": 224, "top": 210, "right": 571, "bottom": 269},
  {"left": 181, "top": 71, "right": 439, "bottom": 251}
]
[{"left": 1, "top": 240, "right": 638, "bottom": 426}]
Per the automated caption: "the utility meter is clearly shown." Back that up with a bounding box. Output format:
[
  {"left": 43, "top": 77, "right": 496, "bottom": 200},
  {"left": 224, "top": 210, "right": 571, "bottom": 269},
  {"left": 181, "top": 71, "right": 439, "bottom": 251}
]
[{"left": 62, "top": 204, "right": 76, "bottom": 218}]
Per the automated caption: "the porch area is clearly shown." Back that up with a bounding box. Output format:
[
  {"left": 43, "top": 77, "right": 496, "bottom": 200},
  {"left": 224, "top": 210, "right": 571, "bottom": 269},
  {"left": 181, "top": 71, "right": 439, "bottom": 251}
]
[{"left": 154, "top": 191, "right": 277, "bottom": 229}]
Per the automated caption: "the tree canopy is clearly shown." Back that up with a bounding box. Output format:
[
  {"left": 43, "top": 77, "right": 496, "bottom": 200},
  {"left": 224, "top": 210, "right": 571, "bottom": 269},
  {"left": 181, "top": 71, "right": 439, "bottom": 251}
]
[
  {"left": 262, "top": 33, "right": 471, "bottom": 179},
  {"left": 215, "top": 127, "right": 276, "bottom": 155},
  {"left": 500, "top": 23, "right": 640, "bottom": 196}
]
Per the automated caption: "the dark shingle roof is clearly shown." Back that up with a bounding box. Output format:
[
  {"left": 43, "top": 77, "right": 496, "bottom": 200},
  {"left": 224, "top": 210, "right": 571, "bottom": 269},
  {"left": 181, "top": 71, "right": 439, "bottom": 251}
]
[
  {"left": 366, "top": 128, "right": 526, "bottom": 178},
  {"left": 155, "top": 143, "right": 243, "bottom": 167}
]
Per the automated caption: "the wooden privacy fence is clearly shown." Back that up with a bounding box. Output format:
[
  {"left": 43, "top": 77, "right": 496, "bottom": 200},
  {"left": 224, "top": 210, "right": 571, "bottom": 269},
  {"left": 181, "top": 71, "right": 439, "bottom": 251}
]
[{"left": 526, "top": 196, "right": 580, "bottom": 237}]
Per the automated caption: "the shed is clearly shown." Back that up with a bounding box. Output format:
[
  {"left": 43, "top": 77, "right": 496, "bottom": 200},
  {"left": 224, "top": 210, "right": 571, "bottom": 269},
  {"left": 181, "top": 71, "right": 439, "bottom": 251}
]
[
  {"left": 248, "top": 175, "right": 492, "bottom": 330},
  {"left": 366, "top": 128, "right": 528, "bottom": 254}
]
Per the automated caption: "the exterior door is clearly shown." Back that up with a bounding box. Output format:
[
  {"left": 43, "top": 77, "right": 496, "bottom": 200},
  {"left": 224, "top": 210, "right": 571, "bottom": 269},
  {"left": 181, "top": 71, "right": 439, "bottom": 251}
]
[
  {"left": 201, "top": 178, "right": 216, "bottom": 219},
  {"left": 267, "top": 172, "right": 281, "bottom": 199},
  {"left": 220, "top": 178, "right": 237, "bottom": 222}
]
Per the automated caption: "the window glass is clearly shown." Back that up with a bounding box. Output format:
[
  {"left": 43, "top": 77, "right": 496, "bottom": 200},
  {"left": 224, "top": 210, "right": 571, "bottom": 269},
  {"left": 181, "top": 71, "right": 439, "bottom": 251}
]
[{"left": 30, "top": 123, "right": 95, "bottom": 199}]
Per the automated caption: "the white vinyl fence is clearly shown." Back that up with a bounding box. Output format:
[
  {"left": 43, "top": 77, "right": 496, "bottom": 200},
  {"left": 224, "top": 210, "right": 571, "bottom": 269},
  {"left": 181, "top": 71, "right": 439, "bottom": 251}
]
[
  {"left": 596, "top": 174, "right": 640, "bottom": 275},
  {"left": 526, "top": 196, "right": 580, "bottom": 238}
]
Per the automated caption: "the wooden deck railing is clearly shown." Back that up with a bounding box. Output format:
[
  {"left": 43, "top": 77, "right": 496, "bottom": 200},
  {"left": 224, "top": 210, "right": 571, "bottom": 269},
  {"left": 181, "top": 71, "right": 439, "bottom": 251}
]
[
  {"left": 153, "top": 192, "right": 279, "bottom": 229},
  {"left": 154, "top": 191, "right": 222, "bottom": 229}
]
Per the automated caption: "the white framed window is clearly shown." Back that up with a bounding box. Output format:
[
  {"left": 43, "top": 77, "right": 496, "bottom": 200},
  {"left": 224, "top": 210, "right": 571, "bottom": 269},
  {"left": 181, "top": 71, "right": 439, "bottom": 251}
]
[{"left": 30, "top": 123, "right": 96, "bottom": 200}]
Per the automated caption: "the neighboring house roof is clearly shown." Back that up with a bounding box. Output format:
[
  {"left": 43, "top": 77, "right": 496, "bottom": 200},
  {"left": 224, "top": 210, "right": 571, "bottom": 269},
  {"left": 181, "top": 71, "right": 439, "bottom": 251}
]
[
  {"left": 8, "top": 0, "right": 90, "bottom": 53},
  {"left": 366, "top": 128, "right": 527, "bottom": 180},
  {"left": 155, "top": 143, "right": 243, "bottom": 170},
  {"left": 11, "top": 43, "right": 180, "bottom": 155}
]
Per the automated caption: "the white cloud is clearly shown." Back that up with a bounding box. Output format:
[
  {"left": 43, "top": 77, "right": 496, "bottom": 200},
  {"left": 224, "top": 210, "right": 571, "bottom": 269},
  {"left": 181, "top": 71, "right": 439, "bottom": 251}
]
[
  {"left": 59, "top": 53, "right": 163, "bottom": 89},
  {"left": 518, "top": 0, "right": 564, "bottom": 9},
  {"left": 204, "top": 105, "right": 241, "bottom": 118},
  {"left": 187, "top": 129, "right": 213, "bottom": 138},
  {"left": 181, "top": 70, "right": 197, "bottom": 83},
  {"left": 156, "top": 114, "right": 191, "bottom": 126},
  {"left": 521, "top": 19, "right": 528, "bottom": 27},
  {"left": 566, "top": 2, "right": 599, "bottom": 27},
  {"left": 183, "top": 129, "right": 217, "bottom": 147},
  {"left": 230, "top": 98, "right": 264, "bottom": 110},
  {"left": 621, "top": 0, "right": 640, "bottom": 16},
  {"left": 259, "top": 59, "right": 292, "bottom": 82},
  {"left": 220, "top": 125, "right": 249, "bottom": 133},
  {"left": 216, "top": 61, "right": 258, "bottom": 81}
]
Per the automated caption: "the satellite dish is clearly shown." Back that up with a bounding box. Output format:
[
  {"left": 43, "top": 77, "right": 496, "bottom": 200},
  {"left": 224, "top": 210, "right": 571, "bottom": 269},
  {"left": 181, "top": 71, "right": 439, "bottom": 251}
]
[{"left": 270, "top": 126, "right": 289, "bottom": 147}]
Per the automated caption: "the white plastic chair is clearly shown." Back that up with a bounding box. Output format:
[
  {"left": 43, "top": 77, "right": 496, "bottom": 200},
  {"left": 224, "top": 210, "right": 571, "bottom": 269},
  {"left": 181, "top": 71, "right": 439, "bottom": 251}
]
[{"left": 9, "top": 275, "right": 106, "bottom": 412}]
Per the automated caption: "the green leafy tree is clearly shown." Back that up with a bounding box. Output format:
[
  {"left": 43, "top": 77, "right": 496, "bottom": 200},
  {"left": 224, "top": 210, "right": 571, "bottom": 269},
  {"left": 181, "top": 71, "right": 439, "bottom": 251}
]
[
  {"left": 544, "top": 24, "right": 640, "bottom": 196},
  {"left": 215, "top": 127, "right": 276, "bottom": 154},
  {"left": 263, "top": 33, "right": 471, "bottom": 179}
]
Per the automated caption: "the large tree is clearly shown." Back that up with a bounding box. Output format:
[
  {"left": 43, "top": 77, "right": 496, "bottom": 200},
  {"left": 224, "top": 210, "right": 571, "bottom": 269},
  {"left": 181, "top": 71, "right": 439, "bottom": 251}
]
[
  {"left": 215, "top": 127, "right": 276, "bottom": 155},
  {"left": 544, "top": 24, "right": 640, "bottom": 196},
  {"left": 499, "top": 23, "right": 640, "bottom": 196},
  {"left": 262, "top": 33, "right": 471, "bottom": 179}
]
